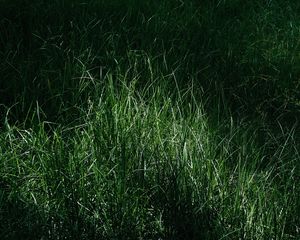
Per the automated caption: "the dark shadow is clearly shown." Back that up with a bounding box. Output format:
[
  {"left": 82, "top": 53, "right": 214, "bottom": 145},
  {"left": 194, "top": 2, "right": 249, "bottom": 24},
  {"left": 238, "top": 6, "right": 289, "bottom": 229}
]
[{"left": 0, "top": 180, "right": 45, "bottom": 240}]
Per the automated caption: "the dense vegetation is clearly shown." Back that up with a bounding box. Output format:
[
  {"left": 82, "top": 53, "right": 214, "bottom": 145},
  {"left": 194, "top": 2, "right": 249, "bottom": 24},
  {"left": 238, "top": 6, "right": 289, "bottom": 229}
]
[{"left": 0, "top": 0, "right": 299, "bottom": 239}]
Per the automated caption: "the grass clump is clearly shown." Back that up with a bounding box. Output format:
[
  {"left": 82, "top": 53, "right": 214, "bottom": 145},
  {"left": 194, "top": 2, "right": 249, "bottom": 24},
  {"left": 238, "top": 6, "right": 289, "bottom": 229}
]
[{"left": 1, "top": 69, "right": 299, "bottom": 239}]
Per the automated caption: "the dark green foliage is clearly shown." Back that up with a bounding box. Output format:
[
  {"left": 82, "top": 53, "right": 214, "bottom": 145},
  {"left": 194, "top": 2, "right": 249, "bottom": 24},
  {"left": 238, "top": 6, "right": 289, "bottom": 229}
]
[{"left": 0, "top": 0, "right": 299, "bottom": 239}]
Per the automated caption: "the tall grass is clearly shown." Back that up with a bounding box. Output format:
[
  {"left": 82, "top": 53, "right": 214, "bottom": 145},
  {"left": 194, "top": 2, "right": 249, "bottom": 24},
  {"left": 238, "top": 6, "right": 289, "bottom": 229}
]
[
  {"left": 1, "top": 62, "right": 299, "bottom": 239},
  {"left": 0, "top": 0, "right": 299, "bottom": 239}
]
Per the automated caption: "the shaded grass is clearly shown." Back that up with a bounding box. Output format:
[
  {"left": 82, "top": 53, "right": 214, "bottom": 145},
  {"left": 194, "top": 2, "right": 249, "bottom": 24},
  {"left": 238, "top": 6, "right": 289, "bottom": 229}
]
[{"left": 1, "top": 0, "right": 300, "bottom": 123}]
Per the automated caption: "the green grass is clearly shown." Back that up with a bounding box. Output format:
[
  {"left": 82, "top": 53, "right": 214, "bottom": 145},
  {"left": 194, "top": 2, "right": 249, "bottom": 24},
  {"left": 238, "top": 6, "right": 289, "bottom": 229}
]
[{"left": 0, "top": 0, "right": 299, "bottom": 239}]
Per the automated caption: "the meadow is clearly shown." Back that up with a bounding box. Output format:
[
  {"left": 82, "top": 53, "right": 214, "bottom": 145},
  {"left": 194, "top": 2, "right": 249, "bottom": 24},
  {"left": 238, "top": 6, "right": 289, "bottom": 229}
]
[{"left": 0, "top": 0, "right": 299, "bottom": 239}]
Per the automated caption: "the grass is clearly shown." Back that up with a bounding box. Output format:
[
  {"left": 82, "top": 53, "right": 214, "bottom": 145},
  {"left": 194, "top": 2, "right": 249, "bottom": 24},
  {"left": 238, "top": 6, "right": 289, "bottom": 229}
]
[{"left": 0, "top": 0, "right": 299, "bottom": 239}]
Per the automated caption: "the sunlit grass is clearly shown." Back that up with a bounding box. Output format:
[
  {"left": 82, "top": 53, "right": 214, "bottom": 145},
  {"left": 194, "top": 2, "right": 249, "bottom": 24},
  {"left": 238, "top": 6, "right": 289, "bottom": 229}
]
[{"left": 1, "top": 67, "right": 299, "bottom": 239}]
